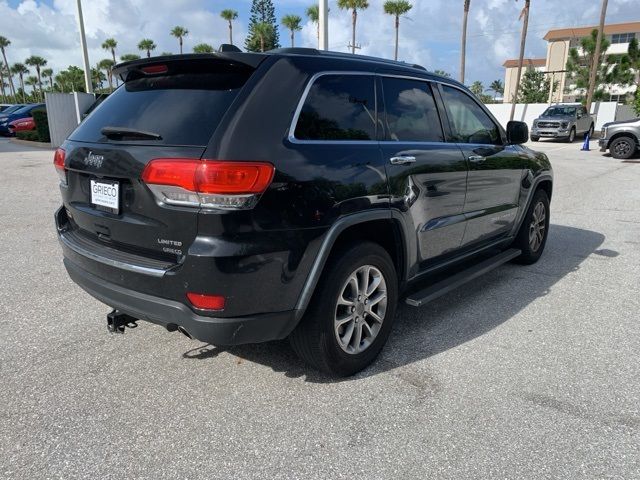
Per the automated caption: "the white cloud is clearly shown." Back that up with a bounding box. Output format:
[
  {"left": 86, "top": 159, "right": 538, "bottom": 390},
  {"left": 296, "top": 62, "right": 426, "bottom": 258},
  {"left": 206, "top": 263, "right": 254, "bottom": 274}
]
[{"left": 0, "top": 0, "right": 637, "bottom": 88}]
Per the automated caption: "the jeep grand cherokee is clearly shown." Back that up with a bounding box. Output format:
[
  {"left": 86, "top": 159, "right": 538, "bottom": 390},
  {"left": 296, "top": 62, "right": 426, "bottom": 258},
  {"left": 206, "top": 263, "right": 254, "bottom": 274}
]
[{"left": 55, "top": 48, "right": 553, "bottom": 376}]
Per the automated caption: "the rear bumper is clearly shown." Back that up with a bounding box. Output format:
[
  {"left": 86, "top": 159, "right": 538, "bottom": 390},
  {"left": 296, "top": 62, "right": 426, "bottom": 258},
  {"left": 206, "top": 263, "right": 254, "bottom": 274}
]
[{"left": 63, "top": 256, "right": 299, "bottom": 345}]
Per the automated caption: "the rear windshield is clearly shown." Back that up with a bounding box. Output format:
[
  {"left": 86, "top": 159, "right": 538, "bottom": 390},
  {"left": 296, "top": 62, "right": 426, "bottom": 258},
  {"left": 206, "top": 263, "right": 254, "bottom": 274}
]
[{"left": 70, "top": 69, "right": 250, "bottom": 146}]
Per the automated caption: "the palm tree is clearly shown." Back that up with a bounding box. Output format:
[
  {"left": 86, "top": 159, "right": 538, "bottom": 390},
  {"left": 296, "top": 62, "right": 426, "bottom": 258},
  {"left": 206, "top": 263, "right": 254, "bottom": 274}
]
[
  {"left": 25, "top": 55, "right": 47, "bottom": 99},
  {"left": 138, "top": 39, "right": 156, "bottom": 58},
  {"left": 41, "top": 68, "right": 54, "bottom": 90},
  {"left": 98, "top": 59, "right": 115, "bottom": 92},
  {"left": 11, "top": 63, "right": 29, "bottom": 102},
  {"left": 193, "top": 43, "right": 215, "bottom": 53},
  {"left": 434, "top": 69, "right": 451, "bottom": 78},
  {"left": 91, "top": 68, "right": 103, "bottom": 90},
  {"left": 120, "top": 53, "right": 141, "bottom": 62},
  {"left": 509, "top": 0, "right": 530, "bottom": 120},
  {"left": 0, "top": 62, "right": 7, "bottom": 102},
  {"left": 306, "top": 5, "right": 320, "bottom": 47},
  {"left": 160, "top": 52, "right": 173, "bottom": 56},
  {"left": 470, "top": 81, "right": 484, "bottom": 97},
  {"left": 220, "top": 9, "right": 238, "bottom": 45},
  {"left": 253, "top": 22, "right": 274, "bottom": 53},
  {"left": 102, "top": 38, "right": 118, "bottom": 64},
  {"left": 338, "top": 0, "right": 369, "bottom": 54},
  {"left": 281, "top": 15, "right": 303, "bottom": 48},
  {"left": 170, "top": 26, "right": 189, "bottom": 54},
  {"left": 490, "top": 79, "right": 504, "bottom": 100},
  {"left": 383, "top": 1, "right": 412, "bottom": 61},
  {"left": 25, "top": 75, "right": 38, "bottom": 101},
  {"left": 0, "top": 36, "right": 16, "bottom": 100},
  {"left": 460, "top": 0, "right": 471, "bottom": 83}
]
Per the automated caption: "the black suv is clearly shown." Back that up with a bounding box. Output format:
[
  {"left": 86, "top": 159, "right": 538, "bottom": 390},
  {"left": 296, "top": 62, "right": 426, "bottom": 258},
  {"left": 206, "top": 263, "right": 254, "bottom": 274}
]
[{"left": 55, "top": 49, "right": 552, "bottom": 375}]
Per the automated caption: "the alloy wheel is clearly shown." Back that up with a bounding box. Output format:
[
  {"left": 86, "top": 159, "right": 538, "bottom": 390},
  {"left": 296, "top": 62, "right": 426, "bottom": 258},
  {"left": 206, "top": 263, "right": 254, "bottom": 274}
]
[
  {"left": 613, "top": 140, "right": 632, "bottom": 158},
  {"left": 334, "top": 265, "right": 388, "bottom": 354},
  {"left": 528, "top": 201, "right": 546, "bottom": 252}
]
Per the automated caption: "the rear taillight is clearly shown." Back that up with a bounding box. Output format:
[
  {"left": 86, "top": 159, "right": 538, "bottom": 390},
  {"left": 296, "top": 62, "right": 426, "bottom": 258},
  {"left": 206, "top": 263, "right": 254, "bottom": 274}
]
[
  {"left": 141, "top": 159, "right": 275, "bottom": 210},
  {"left": 186, "top": 292, "right": 225, "bottom": 311},
  {"left": 53, "top": 148, "right": 66, "bottom": 185}
]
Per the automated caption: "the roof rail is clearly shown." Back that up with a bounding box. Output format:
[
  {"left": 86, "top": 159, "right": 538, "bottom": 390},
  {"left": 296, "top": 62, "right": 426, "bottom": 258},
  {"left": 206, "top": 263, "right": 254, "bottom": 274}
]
[{"left": 268, "top": 47, "right": 427, "bottom": 71}]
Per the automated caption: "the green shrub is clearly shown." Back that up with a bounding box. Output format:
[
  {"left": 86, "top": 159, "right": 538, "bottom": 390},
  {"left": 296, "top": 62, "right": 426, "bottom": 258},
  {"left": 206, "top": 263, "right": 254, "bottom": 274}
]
[
  {"left": 31, "top": 109, "right": 50, "bottom": 143},
  {"left": 16, "top": 130, "right": 41, "bottom": 142}
]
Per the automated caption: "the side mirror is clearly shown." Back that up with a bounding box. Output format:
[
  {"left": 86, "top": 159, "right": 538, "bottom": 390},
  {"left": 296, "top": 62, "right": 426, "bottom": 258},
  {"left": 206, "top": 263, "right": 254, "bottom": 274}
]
[{"left": 506, "top": 120, "right": 528, "bottom": 145}]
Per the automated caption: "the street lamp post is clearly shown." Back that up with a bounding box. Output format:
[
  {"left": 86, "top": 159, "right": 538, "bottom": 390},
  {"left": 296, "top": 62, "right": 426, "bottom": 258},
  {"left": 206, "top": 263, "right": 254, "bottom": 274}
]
[
  {"left": 319, "top": 0, "right": 328, "bottom": 50},
  {"left": 76, "top": 0, "right": 93, "bottom": 93}
]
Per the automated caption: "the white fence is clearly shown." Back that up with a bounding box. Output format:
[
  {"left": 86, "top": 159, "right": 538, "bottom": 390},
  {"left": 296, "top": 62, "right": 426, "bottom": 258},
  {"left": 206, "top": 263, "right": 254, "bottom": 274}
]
[
  {"left": 45, "top": 92, "right": 95, "bottom": 148},
  {"left": 486, "top": 102, "right": 619, "bottom": 131}
]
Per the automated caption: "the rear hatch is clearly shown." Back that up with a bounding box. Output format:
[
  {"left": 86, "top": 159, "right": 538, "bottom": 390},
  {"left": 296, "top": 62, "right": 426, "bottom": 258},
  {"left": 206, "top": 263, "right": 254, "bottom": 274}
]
[{"left": 61, "top": 56, "right": 260, "bottom": 260}]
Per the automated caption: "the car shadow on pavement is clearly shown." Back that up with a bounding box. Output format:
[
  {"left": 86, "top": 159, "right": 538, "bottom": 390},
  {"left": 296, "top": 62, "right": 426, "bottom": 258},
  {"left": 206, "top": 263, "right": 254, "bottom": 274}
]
[{"left": 182, "top": 224, "right": 606, "bottom": 383}]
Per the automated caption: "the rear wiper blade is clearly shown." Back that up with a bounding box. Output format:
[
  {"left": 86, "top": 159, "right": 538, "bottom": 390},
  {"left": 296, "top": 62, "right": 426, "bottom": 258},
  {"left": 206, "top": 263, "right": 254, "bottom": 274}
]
[{"left": 101, "top": 126, "right": 162, "bottom": 141}]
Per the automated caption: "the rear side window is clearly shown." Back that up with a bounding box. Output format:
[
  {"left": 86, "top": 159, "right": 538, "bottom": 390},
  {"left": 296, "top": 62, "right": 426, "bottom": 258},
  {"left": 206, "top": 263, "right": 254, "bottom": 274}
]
[
  {"left": 440, "top": 85, "right": 502, "bottom": 145},
  {"left": 294, "top": 74, "right": 376, "bottom": 141},
  {"left": 382, "top": 77, "right": 443, "bottom": 142},
  {"left": 70, "top": 69, "right": 250, "bottom": 146}
]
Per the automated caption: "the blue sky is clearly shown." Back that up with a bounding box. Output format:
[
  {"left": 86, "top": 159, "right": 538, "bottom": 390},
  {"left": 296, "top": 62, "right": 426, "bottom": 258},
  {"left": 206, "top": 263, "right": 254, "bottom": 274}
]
[{"left": 0, "top": 0, "right": 637, "bottom": 88}]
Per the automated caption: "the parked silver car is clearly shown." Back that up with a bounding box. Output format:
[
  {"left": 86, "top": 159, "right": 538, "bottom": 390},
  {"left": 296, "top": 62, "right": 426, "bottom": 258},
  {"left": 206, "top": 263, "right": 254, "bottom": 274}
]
[
  {"left": 599, "top": 117, "right": 640, "bottom": 159},
  {"left": 530, "top": 104, "right": 595, "bottom": 142}
]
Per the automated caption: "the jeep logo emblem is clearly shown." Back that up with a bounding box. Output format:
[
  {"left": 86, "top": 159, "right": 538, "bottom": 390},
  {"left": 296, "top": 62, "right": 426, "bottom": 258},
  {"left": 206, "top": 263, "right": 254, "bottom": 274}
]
[{"left": 84, "top": 151, "right": 105, "bottom": 168}]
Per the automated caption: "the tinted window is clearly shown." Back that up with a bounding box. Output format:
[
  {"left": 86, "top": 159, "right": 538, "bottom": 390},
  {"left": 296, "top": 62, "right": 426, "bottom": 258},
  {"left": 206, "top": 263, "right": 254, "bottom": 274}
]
[
  {"left": 441, "top": 85, "right": 501, "bottom": 145},
  {"left": 382, "top": 78, "right": 443, "bottom": 142},
  {"left": 294, "top": 75, "right": 376, "bottom": 141},
  {"left": 71, "top": 71, "right": 249, "bottom": 146}
]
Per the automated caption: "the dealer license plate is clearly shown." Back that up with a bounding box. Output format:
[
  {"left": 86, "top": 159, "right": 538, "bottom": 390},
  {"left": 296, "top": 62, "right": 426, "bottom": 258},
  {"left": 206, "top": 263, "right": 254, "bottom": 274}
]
[{"left": 90, "top": 179, "right": 119, "bottom": 213}]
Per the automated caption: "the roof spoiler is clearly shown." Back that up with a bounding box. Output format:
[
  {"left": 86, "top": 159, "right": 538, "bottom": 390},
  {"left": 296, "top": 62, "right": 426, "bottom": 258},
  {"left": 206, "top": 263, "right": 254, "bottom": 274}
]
[{"left": 113, "top": 52, "right": 266, "bottom": 82}]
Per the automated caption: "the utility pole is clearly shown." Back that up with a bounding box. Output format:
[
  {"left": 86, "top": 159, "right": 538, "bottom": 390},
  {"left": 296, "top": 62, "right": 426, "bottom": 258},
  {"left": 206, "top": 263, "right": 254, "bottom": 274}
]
[
  {"left": 76, "top": 0, "right": 93, "bottom": 93},
  {"left": 585, "top": 0, "right": 607, "bottom": 114},
  {"left": 509, "top": 0, "right": 530, "bottom": 121},
  {"left": 460, "top": 0, "right": 470, "bottom": 84},
  {"left": 319, "top": 0, "right": 329, "bottom": 51}
]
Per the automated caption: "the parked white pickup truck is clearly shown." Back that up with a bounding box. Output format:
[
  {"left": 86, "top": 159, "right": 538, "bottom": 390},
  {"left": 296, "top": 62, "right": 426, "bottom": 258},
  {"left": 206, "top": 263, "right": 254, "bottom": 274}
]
[{"left": 530, "top": 104, "right": 595, "bottom": 143}]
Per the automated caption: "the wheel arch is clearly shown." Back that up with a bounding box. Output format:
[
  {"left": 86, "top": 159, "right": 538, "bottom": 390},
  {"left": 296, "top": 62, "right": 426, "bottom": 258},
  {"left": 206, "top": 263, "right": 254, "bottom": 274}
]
[
  {"left": 607, "top": 131, "right": 639, "bottom": 149},
  {"left": 294, "top": 210, "right": 407, "bottom": 320}
]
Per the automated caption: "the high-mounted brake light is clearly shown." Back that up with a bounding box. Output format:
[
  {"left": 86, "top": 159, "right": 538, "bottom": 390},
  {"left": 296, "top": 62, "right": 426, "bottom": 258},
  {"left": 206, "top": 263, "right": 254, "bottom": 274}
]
[
  {"left": 53, "top": 148, "right": 67, "bottom": 184},
  {"left": 141, "top": 64, "right": 169, "bottom": 74},
  {"left": 141, "top": 159, "right": 275, "bottom": 210},
  {"left": 187, "top": 292, "right": 226, "bottom": 311}
]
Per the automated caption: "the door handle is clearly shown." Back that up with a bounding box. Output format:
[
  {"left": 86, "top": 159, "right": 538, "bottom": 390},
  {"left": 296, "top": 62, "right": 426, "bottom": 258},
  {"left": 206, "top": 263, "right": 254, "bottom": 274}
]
[
  {"left": 390, "top": 156, "right": 416, "bottom": 165},
  {"left": 468, "top": 155, "right": 486, "bottom": 163}
]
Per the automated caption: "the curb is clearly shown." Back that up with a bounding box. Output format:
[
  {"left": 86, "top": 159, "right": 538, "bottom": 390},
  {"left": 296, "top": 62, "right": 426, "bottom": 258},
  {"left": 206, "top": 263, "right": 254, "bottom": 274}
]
[{"left": 9, "top": 138, "right": 53, "bottom": 149}]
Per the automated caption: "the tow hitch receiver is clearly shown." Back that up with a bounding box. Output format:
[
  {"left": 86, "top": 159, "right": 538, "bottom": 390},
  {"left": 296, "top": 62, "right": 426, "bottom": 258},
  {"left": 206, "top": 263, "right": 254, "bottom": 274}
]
[{"left": 107, "top": 310, "right": 138, "bottom": 334}]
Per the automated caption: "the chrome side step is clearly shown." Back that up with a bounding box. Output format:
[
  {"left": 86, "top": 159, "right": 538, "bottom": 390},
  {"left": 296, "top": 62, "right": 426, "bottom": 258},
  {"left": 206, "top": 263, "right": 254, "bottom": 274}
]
[{"left": 405, "top": 248, "right": 522, "bottom": 307}]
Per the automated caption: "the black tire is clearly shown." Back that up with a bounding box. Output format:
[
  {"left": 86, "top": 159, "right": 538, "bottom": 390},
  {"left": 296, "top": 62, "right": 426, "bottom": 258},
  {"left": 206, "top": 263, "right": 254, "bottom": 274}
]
[
  {"left": 530, "top": 136, "right": 539, "bottom": 142},
  {"left": 289, "top": 242, "right": 398, "bottom": 376},
  {"left": 609, "top": 136, "right": 636, "bottom": 160},
  {"left": 566, "top": 127, "right": 576, "bottom": 143},
  {"left": 512, "top": 189, "right": 550, "bottom": 265}
]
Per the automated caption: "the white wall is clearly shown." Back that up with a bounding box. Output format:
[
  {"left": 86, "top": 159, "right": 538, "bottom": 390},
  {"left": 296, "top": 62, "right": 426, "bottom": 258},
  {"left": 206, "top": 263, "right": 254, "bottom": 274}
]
[
  {"left": 486, "top": 101, "right": 619, "bottom": 131},
  {"left": 45, "top": 92, "right": 95, "bottom": 148}
]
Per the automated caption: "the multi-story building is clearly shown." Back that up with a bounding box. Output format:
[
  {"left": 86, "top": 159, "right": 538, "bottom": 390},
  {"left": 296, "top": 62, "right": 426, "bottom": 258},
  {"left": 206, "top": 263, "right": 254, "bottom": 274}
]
[{"left": 503, "top": 21, "right": 639, "bottom": 103}]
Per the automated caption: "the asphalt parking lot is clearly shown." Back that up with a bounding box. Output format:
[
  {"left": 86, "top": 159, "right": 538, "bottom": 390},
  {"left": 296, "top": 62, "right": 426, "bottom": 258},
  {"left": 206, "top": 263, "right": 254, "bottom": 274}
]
[{"left": 1, "top": 136, "right": 639, "bottom": 479}]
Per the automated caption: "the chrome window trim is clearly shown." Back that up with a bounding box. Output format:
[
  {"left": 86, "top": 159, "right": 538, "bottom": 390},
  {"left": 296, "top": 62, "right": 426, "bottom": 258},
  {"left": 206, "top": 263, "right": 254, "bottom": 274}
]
[{"left": 287, "top": 70, "right": 498, "bottom": 146}]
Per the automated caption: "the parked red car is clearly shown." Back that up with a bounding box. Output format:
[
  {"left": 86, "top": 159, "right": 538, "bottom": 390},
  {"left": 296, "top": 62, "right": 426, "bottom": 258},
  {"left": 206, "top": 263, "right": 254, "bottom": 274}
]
[{"left": 7, "top": 117, "right": 35, "bottom": 135}]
